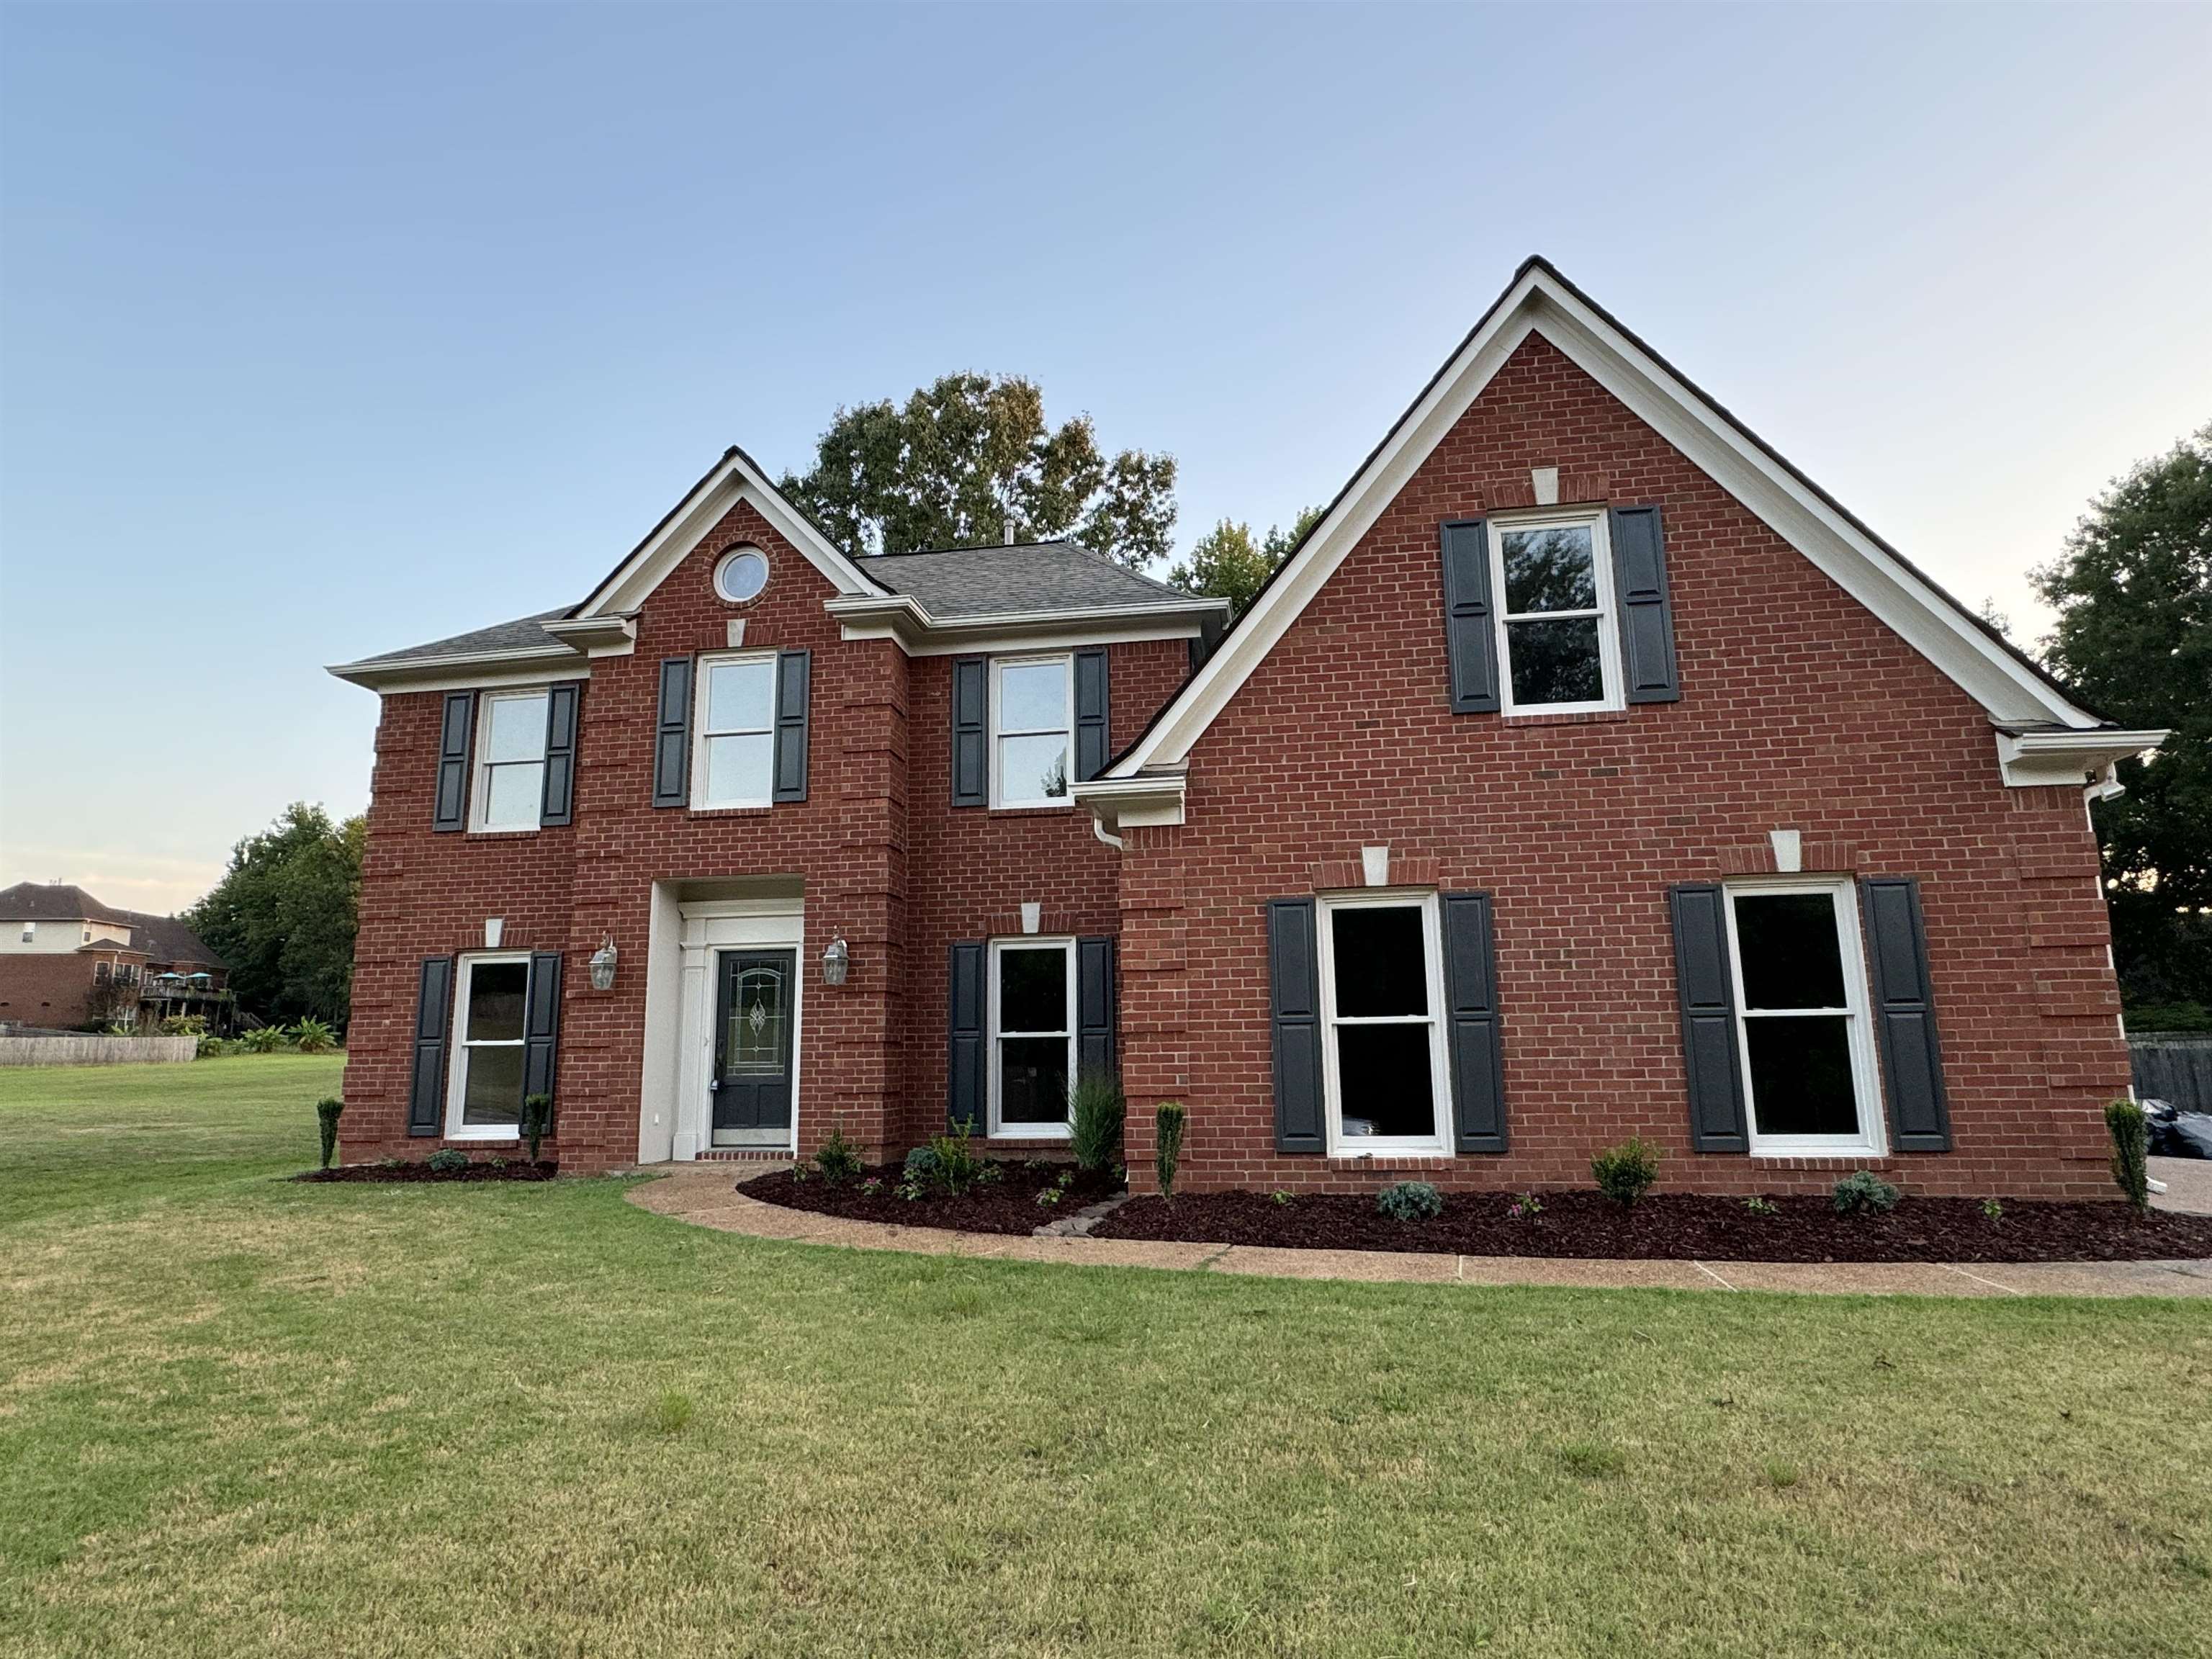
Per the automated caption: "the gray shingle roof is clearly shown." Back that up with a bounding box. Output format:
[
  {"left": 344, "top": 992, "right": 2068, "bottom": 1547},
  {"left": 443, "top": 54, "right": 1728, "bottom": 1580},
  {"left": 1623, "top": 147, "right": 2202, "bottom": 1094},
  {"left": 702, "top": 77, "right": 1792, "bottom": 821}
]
[
  {"left": 347, "top": 608, "right": 575, "bottom": 668},
  {"left": 860, "top": 541, "right": 1207, "bottom": 620},
  {"left": 0, "top": 883, "right": 133, "bottom": 925}
]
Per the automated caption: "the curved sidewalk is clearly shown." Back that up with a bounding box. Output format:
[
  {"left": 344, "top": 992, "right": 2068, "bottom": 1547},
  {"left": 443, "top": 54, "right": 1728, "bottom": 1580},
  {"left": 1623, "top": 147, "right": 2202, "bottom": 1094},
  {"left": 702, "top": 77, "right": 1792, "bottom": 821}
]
[{"left": 629, "top": 1167, "right": 2212, "bottom": 1298}]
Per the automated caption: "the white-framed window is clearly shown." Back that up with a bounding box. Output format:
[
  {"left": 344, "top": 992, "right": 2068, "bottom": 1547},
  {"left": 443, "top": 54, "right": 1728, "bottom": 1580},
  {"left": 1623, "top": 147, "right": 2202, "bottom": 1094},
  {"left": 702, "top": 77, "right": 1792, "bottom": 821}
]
[
  {"left": 19, "top": 924, "right": 32, "bottom": 944},
  {"left": 691, "top": 651, "right": 778, "bottom": 810},
  {"left": 1317, "top": 890, "right": 1452, "bottom": 1154},
  {"left": 714, "top": 544, "right": 770, "bottom": 604},
  {"left": 988, "top": 937, "right": 1076, "bottom": 1138},
  {"left": 472, "top": 690, "right": 550, "bottom": 832},
  {"left": 445, "top": 952, "right": 529, "bottom": 1140},
  {"left": 1489, "top": 511, "right": 1622, "bottom": 714},
  {"left": 1722, "top": 879, "right": 1885, "bottom": 1156},
  {"left": 989, "top": 654, "right": 1072, "bottom": 809}
]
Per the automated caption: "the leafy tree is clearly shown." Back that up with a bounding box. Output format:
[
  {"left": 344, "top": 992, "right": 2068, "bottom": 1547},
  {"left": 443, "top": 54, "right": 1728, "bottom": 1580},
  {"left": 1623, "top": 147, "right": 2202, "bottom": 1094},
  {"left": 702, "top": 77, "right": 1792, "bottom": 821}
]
[
  {"left": 184, "top": 804, "right": 365, "bottom": 1030},
  {"left": 781, "top": 373, "right": 1177, "bottom": 570},
  {"left": 2033, "top": 424, "right": 2212, "bottom": 1021},
  {"left": 1171, "top": 505, "right": 1323, "bottom": 616}
]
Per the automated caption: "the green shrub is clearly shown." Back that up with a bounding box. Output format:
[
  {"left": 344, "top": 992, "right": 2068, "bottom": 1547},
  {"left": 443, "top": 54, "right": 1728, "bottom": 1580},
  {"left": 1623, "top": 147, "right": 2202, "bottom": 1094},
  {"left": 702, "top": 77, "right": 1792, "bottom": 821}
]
[
  {"left": 1154, "top": 1102, "right": 1187, "bottom": 1198},
  {"left": 292, "top": 1017, "right": 337, "bottom": 1054},
  {"left": 1376, "top": 1181, "right": 1444, "bottom": 1221},
  {"left": 902, "top": 1145, "right": 944, "bottom": 1188},
  {"left": 242, "top": 1025, "right": 290, "bottom": 1054},
  {"left": 428, "top": 1148, "right": 469, "bottom": 1174},
  {"left": 1743, "top": 1195, "right": 1779, "bottom": 1217},
  {"left": 814, "top": 1128, "right": 863, "bottom": 1185},
  {"left": 161, "top": 1014, "right": 208, "bottom": 1037},
  {"left": 196, "top": 1035, "right": 239, "bottom": 1058},
  {"left": 521, "top": 1093, "right": 552, "bottom": 1164},
  {"left": 1069, "top": 1071, "right": 1125, "bottom": 1174},
  {"left": 1982, "top": 1197, "right": 2005, "bottom": 1222},
  {"left": 1591, "top": 1137, "right": 1660, "bottom": 1206},
  {"left": 2106, "top": 1098, "right": 2150, "bottom": 1214},
  {"left": 925, "top": 1119, "right": 986, "bottom": 1193},
  {"left": 314, "top": 1097, "right": 343, "bottom": 1170},
  {"left": 1832, "top": 1170, "right": 1900, "bottom": 1214}
]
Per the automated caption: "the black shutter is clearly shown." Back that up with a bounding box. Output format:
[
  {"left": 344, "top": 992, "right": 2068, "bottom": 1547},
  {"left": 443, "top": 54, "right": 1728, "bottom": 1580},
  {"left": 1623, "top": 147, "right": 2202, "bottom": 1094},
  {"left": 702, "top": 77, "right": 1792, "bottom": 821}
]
[
  {"left": 1439, "top": 518, "right": 1499, "bottom": 714},
  {"left": 408, "top": 956, "right": 455, "bottom": 1136},
  {"left": 1268, "top": 898, "right": 1324, "bottom": 1154},
  {"left": 433, "top": 692, "right": 475, "bottom": 832},
  {"left": 948, "top": 940, "right": 986, "bottom": 1131},
  {"left": 1074, "top": 648, "right": 1110, "bottom": 782},
  {"left": 1076, "top": 935, "right": 1116, "bottom": 1078},
  {"left": 1668, "top": 884, "right": 1748, "bottom": 1151},
  {"left": 1861, "top": 877, "right": 1953, "bottom": 1152},
  {"left": 523, "top": 951, "right": 562, "bottom": 1111},
  {"left": 773, "top": 649, "right": 810, "bottom": 804},
  {"left": 539, "top": 682, "right": 580, "bottom": 827},
  {"left": 1610, "top": 505, "right": 1681, "bottom": 703},
  {"left": 652, "top": 657, "right": 693, "bottom": 809},
  {"left": 950, "top": 657, "right": 988, "bottom": 808},
  {"left": 1441, "top": 892, "right": 1507, "bottom": 1153}
]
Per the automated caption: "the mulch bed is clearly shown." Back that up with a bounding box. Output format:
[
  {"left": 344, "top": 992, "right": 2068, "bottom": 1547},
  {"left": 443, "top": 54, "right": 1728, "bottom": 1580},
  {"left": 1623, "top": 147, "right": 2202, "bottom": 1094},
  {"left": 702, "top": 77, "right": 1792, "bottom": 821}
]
[
  {"left": 741, "top": 1160, "right": 1123, "bottom": 1235},
  {"left": 1092, "top": 1190, "right": 2212, "bottom": 1263},
  {"left": 296, "top": 1161, "right": 559, "bottom": 1184}
]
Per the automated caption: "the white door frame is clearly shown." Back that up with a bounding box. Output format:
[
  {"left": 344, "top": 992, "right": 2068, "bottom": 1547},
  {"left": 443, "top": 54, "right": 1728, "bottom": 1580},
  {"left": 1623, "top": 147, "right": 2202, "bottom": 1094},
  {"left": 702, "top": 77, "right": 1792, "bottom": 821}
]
[{"left": 669, "top": 896, "right": 804, "bottom": 1159}]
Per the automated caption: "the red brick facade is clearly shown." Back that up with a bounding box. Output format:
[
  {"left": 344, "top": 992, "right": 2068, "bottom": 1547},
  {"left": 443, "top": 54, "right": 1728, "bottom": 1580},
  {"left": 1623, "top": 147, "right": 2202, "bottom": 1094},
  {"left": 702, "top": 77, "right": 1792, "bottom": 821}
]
[{"left": 343, "top": 332, "right": 2130, "bottom": 1199}]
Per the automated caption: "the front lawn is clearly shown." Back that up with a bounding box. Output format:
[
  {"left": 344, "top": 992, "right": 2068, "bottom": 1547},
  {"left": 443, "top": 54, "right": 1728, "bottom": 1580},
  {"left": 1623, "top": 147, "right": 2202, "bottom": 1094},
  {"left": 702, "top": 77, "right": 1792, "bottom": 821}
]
[{"left": 4, "top": 1058, "right": 2208, "bottom": 1657}]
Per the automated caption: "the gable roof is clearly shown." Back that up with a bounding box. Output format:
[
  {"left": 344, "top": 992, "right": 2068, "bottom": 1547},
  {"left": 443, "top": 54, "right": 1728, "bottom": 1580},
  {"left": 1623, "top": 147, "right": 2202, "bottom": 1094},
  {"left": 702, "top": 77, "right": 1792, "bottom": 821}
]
[
  {"left": 0, "top": 883, "right": 132, "bottom": 925},
  {"left": 117, "top": 910, "right": 225, "bottom": 968},
  {"left": 336, "top": 608, "right": 575, "bottom": 673},
  {"left": 862, "top": 540, "right": 1204, "bottom": 621},
  {"left": 1102, "top": 256, "right": 2110, "bottom": 781}
]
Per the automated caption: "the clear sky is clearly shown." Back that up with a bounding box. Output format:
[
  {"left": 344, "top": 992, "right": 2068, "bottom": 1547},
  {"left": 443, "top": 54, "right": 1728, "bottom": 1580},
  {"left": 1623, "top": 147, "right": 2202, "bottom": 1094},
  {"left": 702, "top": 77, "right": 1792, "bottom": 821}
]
[{"left": 4, "top": 3, "right": 2208, "bottom": 914}]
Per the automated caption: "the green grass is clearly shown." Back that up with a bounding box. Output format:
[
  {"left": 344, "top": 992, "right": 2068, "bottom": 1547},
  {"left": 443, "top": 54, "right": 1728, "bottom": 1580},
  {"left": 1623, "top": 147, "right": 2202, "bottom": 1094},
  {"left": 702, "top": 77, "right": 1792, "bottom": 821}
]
[{"left": 4, "top": 1058, "right": 2210, "bottom": 1657}]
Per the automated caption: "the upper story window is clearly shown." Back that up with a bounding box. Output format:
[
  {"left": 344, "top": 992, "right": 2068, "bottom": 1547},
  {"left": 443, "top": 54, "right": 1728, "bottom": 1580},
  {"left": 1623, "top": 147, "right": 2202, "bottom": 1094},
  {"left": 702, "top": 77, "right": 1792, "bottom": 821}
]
[
  {"left": 990, "top": 655, "right": 1072, "bottom": 809},
  {"left": 693, "top": 652, "right": 777, "bottom": 809},
  {"left": 714, "top": 545, "right": 769, "bottom": 604},
  {"left": 19, "top": 923, "right": 34, "bottom": 944},
  {"left": 1318, "top": 891, "right": 1452, "bottom": 1154},
  {"left": 1491, "top": 513, "right": 1622, "bottom": 714},
  {"left": 1722, "top": 880, "right": 1883, "bottom": 1155},
  {"left": 472, "top": 691, "right": 551, "bottom": 832}
]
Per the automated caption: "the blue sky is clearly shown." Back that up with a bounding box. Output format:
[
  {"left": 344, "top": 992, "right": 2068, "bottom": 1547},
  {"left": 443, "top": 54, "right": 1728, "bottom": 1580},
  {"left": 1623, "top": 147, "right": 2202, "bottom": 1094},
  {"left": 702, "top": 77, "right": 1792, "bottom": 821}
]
[{"left": 4, "top": 3, "right": 2208, "bottom": 912}]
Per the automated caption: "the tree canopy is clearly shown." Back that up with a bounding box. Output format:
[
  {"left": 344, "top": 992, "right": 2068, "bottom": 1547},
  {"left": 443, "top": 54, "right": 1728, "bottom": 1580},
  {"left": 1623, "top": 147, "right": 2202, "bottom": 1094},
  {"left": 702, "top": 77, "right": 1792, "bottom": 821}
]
[
  {"left": 2033, "top": 423, "right": 2212, "bottom": 1024},
  {"left": 1170, "top": 505, "right": 1323, "bottom": 616},
  {"left": 183, "top": 803, "right": 365, "bottom": 1030},
  {"left": 780, "top": 373, "right": 1177, "bottom": 570}
]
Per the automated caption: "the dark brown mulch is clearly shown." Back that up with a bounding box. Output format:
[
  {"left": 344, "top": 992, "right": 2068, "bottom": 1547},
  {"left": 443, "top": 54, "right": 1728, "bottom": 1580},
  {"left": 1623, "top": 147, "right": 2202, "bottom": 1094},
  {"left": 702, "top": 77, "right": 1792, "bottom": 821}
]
[
  {"left": 1092, "top": 1189, "right": 2212, "bottom": 1263},
  {"left": 740, "top": 1160, "right": 1123, "bottom": 1235},
  {"left": 295, "top": 1161, "right": 559, "bottom": 1183}
]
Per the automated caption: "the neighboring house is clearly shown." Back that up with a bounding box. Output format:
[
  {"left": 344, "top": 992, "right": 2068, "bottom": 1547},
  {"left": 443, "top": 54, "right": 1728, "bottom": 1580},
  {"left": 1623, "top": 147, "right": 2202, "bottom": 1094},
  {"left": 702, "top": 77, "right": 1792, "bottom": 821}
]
[
  {"left": 0, "top": 884, "right": 231, "bottom": 1030},
  {"left": 329, "top": 259, "right": 2162, "bottom": 1198}
]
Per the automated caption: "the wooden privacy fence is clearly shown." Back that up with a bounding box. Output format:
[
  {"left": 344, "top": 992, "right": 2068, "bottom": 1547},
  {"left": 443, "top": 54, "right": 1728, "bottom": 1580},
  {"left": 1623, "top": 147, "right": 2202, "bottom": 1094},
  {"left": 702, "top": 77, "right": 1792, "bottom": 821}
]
[
  {"left": 0, "top": 1034, "right": 198, "bottom": 1068},
  {"left": 2131, "top": 1033, "right": 2212, "bottom": 1113}
]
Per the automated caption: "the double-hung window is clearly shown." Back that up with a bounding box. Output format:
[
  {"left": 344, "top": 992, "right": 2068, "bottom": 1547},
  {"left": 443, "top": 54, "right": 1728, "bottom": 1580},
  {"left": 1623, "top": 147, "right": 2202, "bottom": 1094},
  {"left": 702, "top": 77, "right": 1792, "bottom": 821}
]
[
  {"left": 473, "top": 691, "right": 550, "bottom": 832},
  {"left": 988, "top": 938, "right": 1076, "bottom": 1137},
  {"left": 1722, "top": 881, "right": 1884, "bottom": 1154},
  {"left": 693, "top": 652, "right": 777, "bottom": 810},
  {"left": 446, "top": 953, "right": 528, "bottom": 1139},
  {"left": 1490, "top": 513, "right": 1622, "bottom": 714},
  {"left": 990, "top": 655, "right": 1072, "bottom": 809},
  {"left": 1318, "top": 892, "right": 1452, "bottom": 1153}
]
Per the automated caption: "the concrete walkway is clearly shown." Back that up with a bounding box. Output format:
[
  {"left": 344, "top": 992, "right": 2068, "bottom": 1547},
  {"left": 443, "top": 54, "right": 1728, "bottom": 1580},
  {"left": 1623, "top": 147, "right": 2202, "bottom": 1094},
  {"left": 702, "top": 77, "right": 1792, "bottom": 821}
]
[{"left": 628, "top": 1166, "right": 2212, "bottom": 1298}]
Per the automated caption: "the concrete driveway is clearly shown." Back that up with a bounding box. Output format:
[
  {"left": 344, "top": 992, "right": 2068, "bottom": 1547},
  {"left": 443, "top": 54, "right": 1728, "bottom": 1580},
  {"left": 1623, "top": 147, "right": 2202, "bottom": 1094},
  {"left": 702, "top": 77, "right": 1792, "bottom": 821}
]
[{"left": 2152, "top": 1156, "right": 2212, "bottom": 1215}]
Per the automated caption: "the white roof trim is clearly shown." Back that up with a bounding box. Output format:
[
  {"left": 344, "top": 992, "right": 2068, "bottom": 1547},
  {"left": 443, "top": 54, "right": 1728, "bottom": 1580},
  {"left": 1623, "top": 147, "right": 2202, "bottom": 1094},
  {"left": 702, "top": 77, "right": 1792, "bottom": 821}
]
[
  {"left": 826, "top": 590, "right": 1226, "bottom": 655},
  {"left": 1107, "top": 262, "right": 2105, "bottom": 779},
  {"left": 325, "top": 649, "right": 589, "bottom": 695},
  {"left": 1995, "top": 727, "right": 2168, "bottom": 791},
  {"left": 574, "top": 447, "right": 878, "bottom": 618}
]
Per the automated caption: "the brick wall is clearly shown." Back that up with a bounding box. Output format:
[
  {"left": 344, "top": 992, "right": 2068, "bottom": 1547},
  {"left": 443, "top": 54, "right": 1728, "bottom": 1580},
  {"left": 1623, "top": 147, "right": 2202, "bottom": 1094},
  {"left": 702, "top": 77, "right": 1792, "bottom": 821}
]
[{"left": 1115, "top": 333, "right": 2128, "bottom": 1201}]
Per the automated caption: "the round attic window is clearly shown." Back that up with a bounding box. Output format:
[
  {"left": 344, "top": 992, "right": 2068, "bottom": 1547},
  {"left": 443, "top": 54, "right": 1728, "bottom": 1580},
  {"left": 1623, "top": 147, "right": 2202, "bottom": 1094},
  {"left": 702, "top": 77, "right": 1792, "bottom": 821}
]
[{"left": 714, "top": 545, "right": 769, "bottom": 603}]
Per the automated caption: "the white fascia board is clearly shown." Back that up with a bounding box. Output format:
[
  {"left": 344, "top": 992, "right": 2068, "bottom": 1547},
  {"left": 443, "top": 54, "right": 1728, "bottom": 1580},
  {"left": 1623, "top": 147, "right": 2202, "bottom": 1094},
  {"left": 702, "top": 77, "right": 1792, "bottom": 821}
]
[
  {"left": 1109, "top": 266, "right": 2098, "bottom": 778},
  {"left": 576, "top": 451, "right": 877, "bottom": 618},
  {"left": 325, "top": 650, "right": 590, "bottom": 696},
  {"left": 827, "top": 592, "right": 1225, "bottom": 656},
  {"left": 1069, "top": 770, "right": 1187, "bottom": 832},
  {"left": 541, "top": 613, "right": 637, "bottom": 656},
  {"left": 1995, "top": 727, "right": 2168, "bottom": 789}
]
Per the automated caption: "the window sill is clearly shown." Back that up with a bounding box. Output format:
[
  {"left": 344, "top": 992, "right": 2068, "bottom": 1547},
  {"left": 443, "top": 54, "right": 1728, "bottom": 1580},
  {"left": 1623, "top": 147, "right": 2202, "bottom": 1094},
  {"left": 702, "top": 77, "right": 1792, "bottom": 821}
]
[
  {"left": 990, "top": 1126, "right": 1073, "bottom": 1142},
  {"left": 688, "top": 802, "right": 773, "bottom": 817},
  {"left": 466, "top": 826, "right": 541, "bottom": 839},
  {"left": 444, "top": 1128, "right": 521, "bottom": 1143},
  {"left": 1500, "top": 707, "right": 1632, "bottom": 728},
  {"left": 986, "top": 802, "right": 1075, "bottom": 816},
  {"left": 1748, "top": 1146, "right": 1892, "bottom": 1163}
]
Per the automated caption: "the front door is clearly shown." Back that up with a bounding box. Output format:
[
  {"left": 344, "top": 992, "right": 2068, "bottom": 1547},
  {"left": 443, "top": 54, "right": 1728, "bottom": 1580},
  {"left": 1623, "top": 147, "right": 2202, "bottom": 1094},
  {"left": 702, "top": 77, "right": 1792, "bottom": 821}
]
[{"left": 711, "top": 950, "right": 795, "bottom": 1142}]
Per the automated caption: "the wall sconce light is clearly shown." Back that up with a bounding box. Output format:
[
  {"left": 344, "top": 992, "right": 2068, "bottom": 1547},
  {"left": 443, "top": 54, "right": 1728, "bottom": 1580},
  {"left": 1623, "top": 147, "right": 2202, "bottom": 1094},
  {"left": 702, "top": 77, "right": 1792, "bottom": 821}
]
[
  {"left": 822, "top": 936, "right": 850, "bottom": 987},
  {"left": 588, "top": 935, "right": 618, "bottom": 992}
]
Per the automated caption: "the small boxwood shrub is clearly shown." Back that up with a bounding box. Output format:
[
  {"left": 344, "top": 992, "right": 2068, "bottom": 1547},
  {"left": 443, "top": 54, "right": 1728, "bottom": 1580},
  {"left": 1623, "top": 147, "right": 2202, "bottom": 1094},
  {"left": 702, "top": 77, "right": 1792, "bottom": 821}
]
[
  {"left": 903, "top": 1145, "right": 945, "bottom": 1187},
  {"left": 2105, "top": 1098, "right": 2149, "bottom": 1214},
  {"left": 1832, "top": 1170, "right": 1900, "bottom": 1214},
  {"left": 813, "top": 1128, "right": 863, "bottom": 1185},
  {"left": 314, "top": 1097, "right": 343, "bottom": 1170},
  {"left": 1591, "top": 1137, "right": 1660, "bottom": 1207},
  {"left": 1376, "top": 1181, "right": 1444, "bottom": 1222},
  {"left": 428, "top": 1148, "right": 469, "bottom": 1174}
]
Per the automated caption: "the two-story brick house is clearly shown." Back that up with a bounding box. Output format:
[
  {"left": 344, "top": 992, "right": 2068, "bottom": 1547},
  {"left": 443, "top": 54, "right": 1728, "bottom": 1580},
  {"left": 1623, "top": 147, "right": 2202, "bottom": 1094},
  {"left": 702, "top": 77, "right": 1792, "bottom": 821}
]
[{"left": 332, "top": 260, "right": 2162, "bottom": 1198}]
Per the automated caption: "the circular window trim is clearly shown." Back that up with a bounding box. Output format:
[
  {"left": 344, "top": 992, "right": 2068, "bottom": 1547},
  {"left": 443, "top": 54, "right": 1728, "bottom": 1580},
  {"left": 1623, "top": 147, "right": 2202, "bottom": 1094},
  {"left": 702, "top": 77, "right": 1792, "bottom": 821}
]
[{"left": 714, "top": 544, "right": 770, "bottom": 604}]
